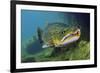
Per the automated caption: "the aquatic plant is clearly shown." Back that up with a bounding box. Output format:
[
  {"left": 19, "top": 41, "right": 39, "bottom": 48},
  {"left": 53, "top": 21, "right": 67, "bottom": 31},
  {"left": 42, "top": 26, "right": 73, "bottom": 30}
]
[{"left": 32, "top": 40, "right": 90, "bottom": 62}]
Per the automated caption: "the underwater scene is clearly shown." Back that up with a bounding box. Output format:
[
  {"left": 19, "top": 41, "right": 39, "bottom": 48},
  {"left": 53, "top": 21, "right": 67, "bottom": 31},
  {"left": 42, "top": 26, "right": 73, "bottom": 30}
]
[{"left": 21, "top": 10, "right": 90, "bottom": 63}]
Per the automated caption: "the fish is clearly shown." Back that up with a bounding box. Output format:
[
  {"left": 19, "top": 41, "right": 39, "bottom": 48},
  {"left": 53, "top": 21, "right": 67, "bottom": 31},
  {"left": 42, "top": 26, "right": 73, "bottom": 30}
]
[{"left": 37, "top": 23, "right": 81, "bottom": 48}]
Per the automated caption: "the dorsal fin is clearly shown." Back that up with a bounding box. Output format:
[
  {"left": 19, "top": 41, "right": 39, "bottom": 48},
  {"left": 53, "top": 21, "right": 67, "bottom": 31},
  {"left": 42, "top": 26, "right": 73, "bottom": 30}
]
[{"left": 37, "top": 27, "right": 43, "bottom": 44}]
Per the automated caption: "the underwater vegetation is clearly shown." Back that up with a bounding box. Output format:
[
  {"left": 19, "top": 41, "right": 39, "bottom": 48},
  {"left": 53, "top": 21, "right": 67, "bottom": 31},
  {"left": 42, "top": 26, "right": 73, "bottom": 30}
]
[{"left": 33, "top": 40, "right": 90, "bottom": 61}]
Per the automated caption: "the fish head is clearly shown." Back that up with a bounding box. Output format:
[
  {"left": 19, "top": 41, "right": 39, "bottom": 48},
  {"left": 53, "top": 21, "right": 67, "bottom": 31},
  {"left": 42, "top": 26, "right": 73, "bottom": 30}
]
[{"left": 42, "top": 25, "right": 81, "bottom": 48}]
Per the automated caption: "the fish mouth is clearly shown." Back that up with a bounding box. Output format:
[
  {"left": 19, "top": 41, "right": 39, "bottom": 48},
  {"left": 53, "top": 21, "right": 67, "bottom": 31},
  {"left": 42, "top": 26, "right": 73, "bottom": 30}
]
[
  {"left": 61, "top": 29, "right": 80, "bottom": 45},
  {"left": 61, "top": 29, "right": 80, "bottom": 42},
  {"left": 56, "top": 28, "right": 81, "bottom": 47}
]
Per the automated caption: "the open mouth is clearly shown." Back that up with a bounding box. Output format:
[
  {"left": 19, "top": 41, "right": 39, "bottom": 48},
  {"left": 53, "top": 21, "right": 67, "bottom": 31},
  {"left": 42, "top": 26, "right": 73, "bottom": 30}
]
[{"left": 59, "top": 29, "right": 80, "bottom": 46}]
